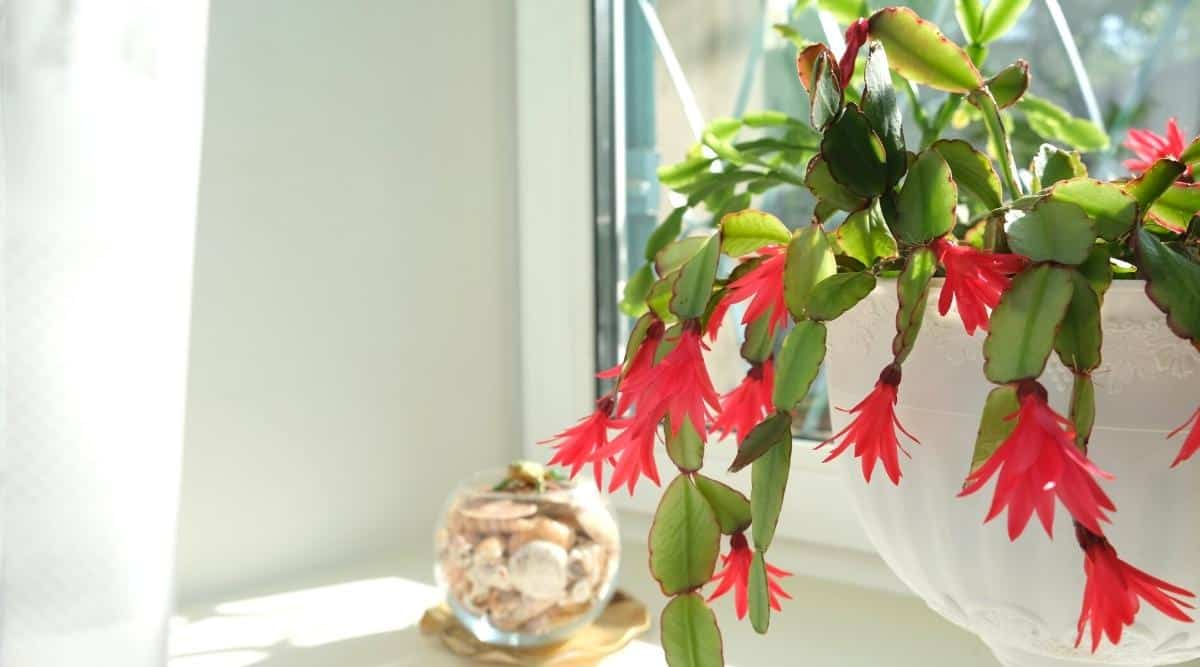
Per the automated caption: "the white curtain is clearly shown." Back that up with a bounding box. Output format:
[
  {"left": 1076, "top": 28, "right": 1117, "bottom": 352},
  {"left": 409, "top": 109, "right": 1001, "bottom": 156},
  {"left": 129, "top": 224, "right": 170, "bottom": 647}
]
[{"left": 1, "top": 1, "right": 209, "bottom": 664}]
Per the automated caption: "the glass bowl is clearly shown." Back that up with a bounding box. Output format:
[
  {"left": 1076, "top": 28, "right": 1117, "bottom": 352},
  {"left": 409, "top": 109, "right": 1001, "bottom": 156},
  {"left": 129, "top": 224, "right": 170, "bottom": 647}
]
[{"left": 433, "top": 463, "right": 621, "bottom": 647}]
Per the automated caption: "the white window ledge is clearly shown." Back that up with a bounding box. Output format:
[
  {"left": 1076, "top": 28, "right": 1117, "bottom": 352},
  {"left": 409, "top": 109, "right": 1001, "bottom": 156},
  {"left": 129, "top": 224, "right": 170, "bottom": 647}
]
[{"left": 168, "top": 544, "right": 994, "bottom": 667}]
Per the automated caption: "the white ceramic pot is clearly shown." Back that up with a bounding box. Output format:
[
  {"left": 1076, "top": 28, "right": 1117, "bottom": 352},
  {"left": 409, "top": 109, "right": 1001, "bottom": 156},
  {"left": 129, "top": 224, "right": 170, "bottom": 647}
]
[
  {"left": 1, "top": 2, "right": 208, "bottom": 664},
  {"left": 826, "top": 279, "right": 1200, "bottom": 667}
]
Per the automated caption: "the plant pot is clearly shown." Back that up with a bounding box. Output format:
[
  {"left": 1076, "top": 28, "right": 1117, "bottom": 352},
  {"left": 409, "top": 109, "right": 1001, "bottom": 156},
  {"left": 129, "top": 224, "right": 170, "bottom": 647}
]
[
  {"left": 825, "top": 279, "right": 1200, "bottom": 667},
  {"left": 0, "top": 2, "right": 208, "bottom": 664}
]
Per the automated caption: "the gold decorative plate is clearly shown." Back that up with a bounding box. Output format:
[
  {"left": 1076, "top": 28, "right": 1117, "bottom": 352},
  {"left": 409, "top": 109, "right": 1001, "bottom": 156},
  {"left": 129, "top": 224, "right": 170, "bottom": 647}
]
[{"left": 419, "top": 591, "right": 651, "bottom": 665}]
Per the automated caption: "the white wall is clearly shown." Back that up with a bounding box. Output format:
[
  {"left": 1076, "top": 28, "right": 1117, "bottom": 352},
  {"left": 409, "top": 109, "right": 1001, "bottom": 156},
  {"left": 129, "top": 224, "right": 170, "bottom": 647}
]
[{"left": 175, "top": 0, "right": 519, "bottom": 603}]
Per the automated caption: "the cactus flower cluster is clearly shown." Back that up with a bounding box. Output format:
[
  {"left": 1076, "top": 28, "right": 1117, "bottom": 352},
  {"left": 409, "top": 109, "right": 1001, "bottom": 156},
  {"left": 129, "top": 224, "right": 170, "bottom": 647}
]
[{"left": 543, "top": 6, "right": 1200, "bottom": 664}]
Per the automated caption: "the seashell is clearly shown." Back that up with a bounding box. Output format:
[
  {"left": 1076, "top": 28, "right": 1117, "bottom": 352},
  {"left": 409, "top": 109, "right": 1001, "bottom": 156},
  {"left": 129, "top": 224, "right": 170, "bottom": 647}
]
[
  {"left": 521, "top": 611, "right": 554, "bottom": 635},
  {"left": 445, "top": 503, "right": 473, "bottom": 536},
  {"left": 457, "top": 499, "right": 538, "bottom": 533},
  {"left": 468, "top": 561, "right": 511, "bottom": 592},
  {"left": 474, "top": 536, "right": 505, "bottom": 564},
  {"left": 488, "top": 591, "right": 555, "bottom": 631},
  {"left": 506, "top": 461, "right": 551, "bottom": 488},
  {"left": 508, "top": 540, "right": 569, "bottom": 599},
  {"left": 505, "top": 517, "right": 536, "bottom": 539},
  {"left": 535, "top": 489, "right": 575, "bottom": 514},
  {"left": 508, "top": 517, "right": 575, "bottom": 552},
  {"left": 567, "top": 543, "right": 604, "bottom": 582},
  {"left": 566, "top": 578, "right": 593, "bottom": 605},
  {"left": 447, "top": 534, "right": 474, "bottom": 570},
  {"left": 540, "top": 489, "right": 573, "bottom": 504},
  {"left": 487, "top": 595, "right": 525, "bottom": 628},
  {"left": 458, "top": 580, "right": 490, "bottom": 616},
  {"left": 576, "top": 507, "right": 619, "bottom": 549}
]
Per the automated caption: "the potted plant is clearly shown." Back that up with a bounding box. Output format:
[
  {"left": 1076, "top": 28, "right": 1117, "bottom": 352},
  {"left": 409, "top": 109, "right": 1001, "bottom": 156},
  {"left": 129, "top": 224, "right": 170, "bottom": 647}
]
[{"left": 544, "top": 4, "right": 1200, "bottom": 666}]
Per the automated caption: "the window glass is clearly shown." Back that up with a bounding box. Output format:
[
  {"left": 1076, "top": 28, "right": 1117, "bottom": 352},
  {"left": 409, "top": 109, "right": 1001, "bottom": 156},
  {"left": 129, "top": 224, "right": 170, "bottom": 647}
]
[{"left": 599, "top": 0, "right": 1200, "bottom": 439}]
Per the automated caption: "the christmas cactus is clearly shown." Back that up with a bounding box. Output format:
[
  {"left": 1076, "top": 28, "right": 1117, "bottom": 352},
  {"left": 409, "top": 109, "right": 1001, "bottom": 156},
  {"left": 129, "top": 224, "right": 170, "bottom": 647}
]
[{"left": 543, "top": 4, "right": 1200, "bottom": 664}]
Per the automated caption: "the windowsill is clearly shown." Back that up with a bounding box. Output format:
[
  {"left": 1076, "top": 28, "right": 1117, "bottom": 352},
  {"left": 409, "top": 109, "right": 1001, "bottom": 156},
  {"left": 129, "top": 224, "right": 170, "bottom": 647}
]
[{"left": 169, "top": 536, "right": 996, "bottom": 667}]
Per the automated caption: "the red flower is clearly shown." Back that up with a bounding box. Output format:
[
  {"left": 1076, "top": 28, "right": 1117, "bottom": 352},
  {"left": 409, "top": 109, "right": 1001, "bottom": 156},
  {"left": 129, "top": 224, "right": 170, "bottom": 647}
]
[
  {"left": 594, "top": 413, "right": 659, "bottom": 495},
  {"left": 596, "top": 363, "right": 622, "bottom": 380},
  {"left": 960, "top": 382, "right": 1116, "bottom": 540},
  {"left": 819, "top": 364, "right": 919, "bottom": 485},
  {"left": 704, "top": 295, "right": 732, "bottom": 342},
  {"left": 1123, "top": 118, "right": 1191, "bottom": 178},
  {"left": 613, "top": 321, "right": 665, "bottom": 416},
  {"left": 550, "top": 321, "right": 663, "bottom": 495},
  {"left": 542, "top": 395, "right": 620, "bottom": 491},
  {"left": 592, "top": 320, "right": 719, "bottom": 495},
  {"left": 712, "top": 361, "right": 775, "bottom": 445},
  {"left": 839, "top": 19, "right": 869, "bottom": 87},
  {"left": 708, "top": 532, "right": 792, "bottom": 620},
  {"left": 1074, "top": 525, "right": 1195, "bottom": 653},
  {"left": 720, "top": 245, "right": 790, "bottom": 338},
  {"left": 933, "top": 237, "right": 1028, "bottom": 336},
  {"left": 1168, "top": 406, "right": 1200, "bottom": 468},
  {"left": 636, "top": 324, "right": 721, "bottom": 440}
]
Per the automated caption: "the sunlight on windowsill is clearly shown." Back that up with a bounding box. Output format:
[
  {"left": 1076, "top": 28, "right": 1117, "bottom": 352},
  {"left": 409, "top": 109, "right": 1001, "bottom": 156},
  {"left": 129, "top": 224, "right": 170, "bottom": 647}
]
[
  {"left": 169, "top": 575, "right": 669, "bottom": 666},
  {"left": 170, "top": 577, "right": 440, "bottom": 666}
]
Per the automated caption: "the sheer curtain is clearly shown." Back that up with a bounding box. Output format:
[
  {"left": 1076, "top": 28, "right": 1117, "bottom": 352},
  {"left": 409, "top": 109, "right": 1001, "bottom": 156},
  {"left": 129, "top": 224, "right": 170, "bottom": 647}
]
[{"left": 1, "top": 1, "right": 208, "bottom": 664}]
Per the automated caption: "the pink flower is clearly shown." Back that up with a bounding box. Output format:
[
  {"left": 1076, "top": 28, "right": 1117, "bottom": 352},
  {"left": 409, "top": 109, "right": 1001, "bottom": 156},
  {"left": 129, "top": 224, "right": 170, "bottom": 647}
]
[
  {"left": 960, "top": 381, "right": 1116, "bottom": 540},
  {"left": 1169, "top": 406, "right": 1200, "bottom": 468},
  {"left": 542, "top": 395, "right": 620, "bottom": 491},
  {"left": 708, "top": 532, "right": 791, "bottom": 620},
  {"left": 594, "top": 413, "right": 659, "bottom": 495},
  {"left": 1123, "top": 118, "right": 1191, "bottom": 178},
  {"left": 1075, "top": 525, "right": 1195, "bottom": 653},
  {"left": 712, "top": 361, "right": 775, "bottom": 445},
  {"left": 839, "top": 19, "right": 869, "bottom": 87},
  {"left": 932, "top": 237, "right": 1028, "bottom": 335},
  {"left": 819, "top": 364, "right": 919, "bottom": 485},
  {"left": 720, "top": 245, "right": 790, "bottom": 338}
]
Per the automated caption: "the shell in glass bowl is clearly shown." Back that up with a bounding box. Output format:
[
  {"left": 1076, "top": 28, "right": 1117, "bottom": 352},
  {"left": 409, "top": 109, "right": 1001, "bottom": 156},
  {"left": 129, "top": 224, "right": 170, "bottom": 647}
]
[{"left": 434, "top": 463, "right": 621, "bottom": 647}]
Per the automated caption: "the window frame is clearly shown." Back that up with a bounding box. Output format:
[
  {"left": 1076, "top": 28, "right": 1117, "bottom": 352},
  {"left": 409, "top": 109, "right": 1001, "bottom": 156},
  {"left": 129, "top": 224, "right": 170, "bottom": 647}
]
[{"left": 514, "top": 2, "right": 597, "bottom": 461}]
